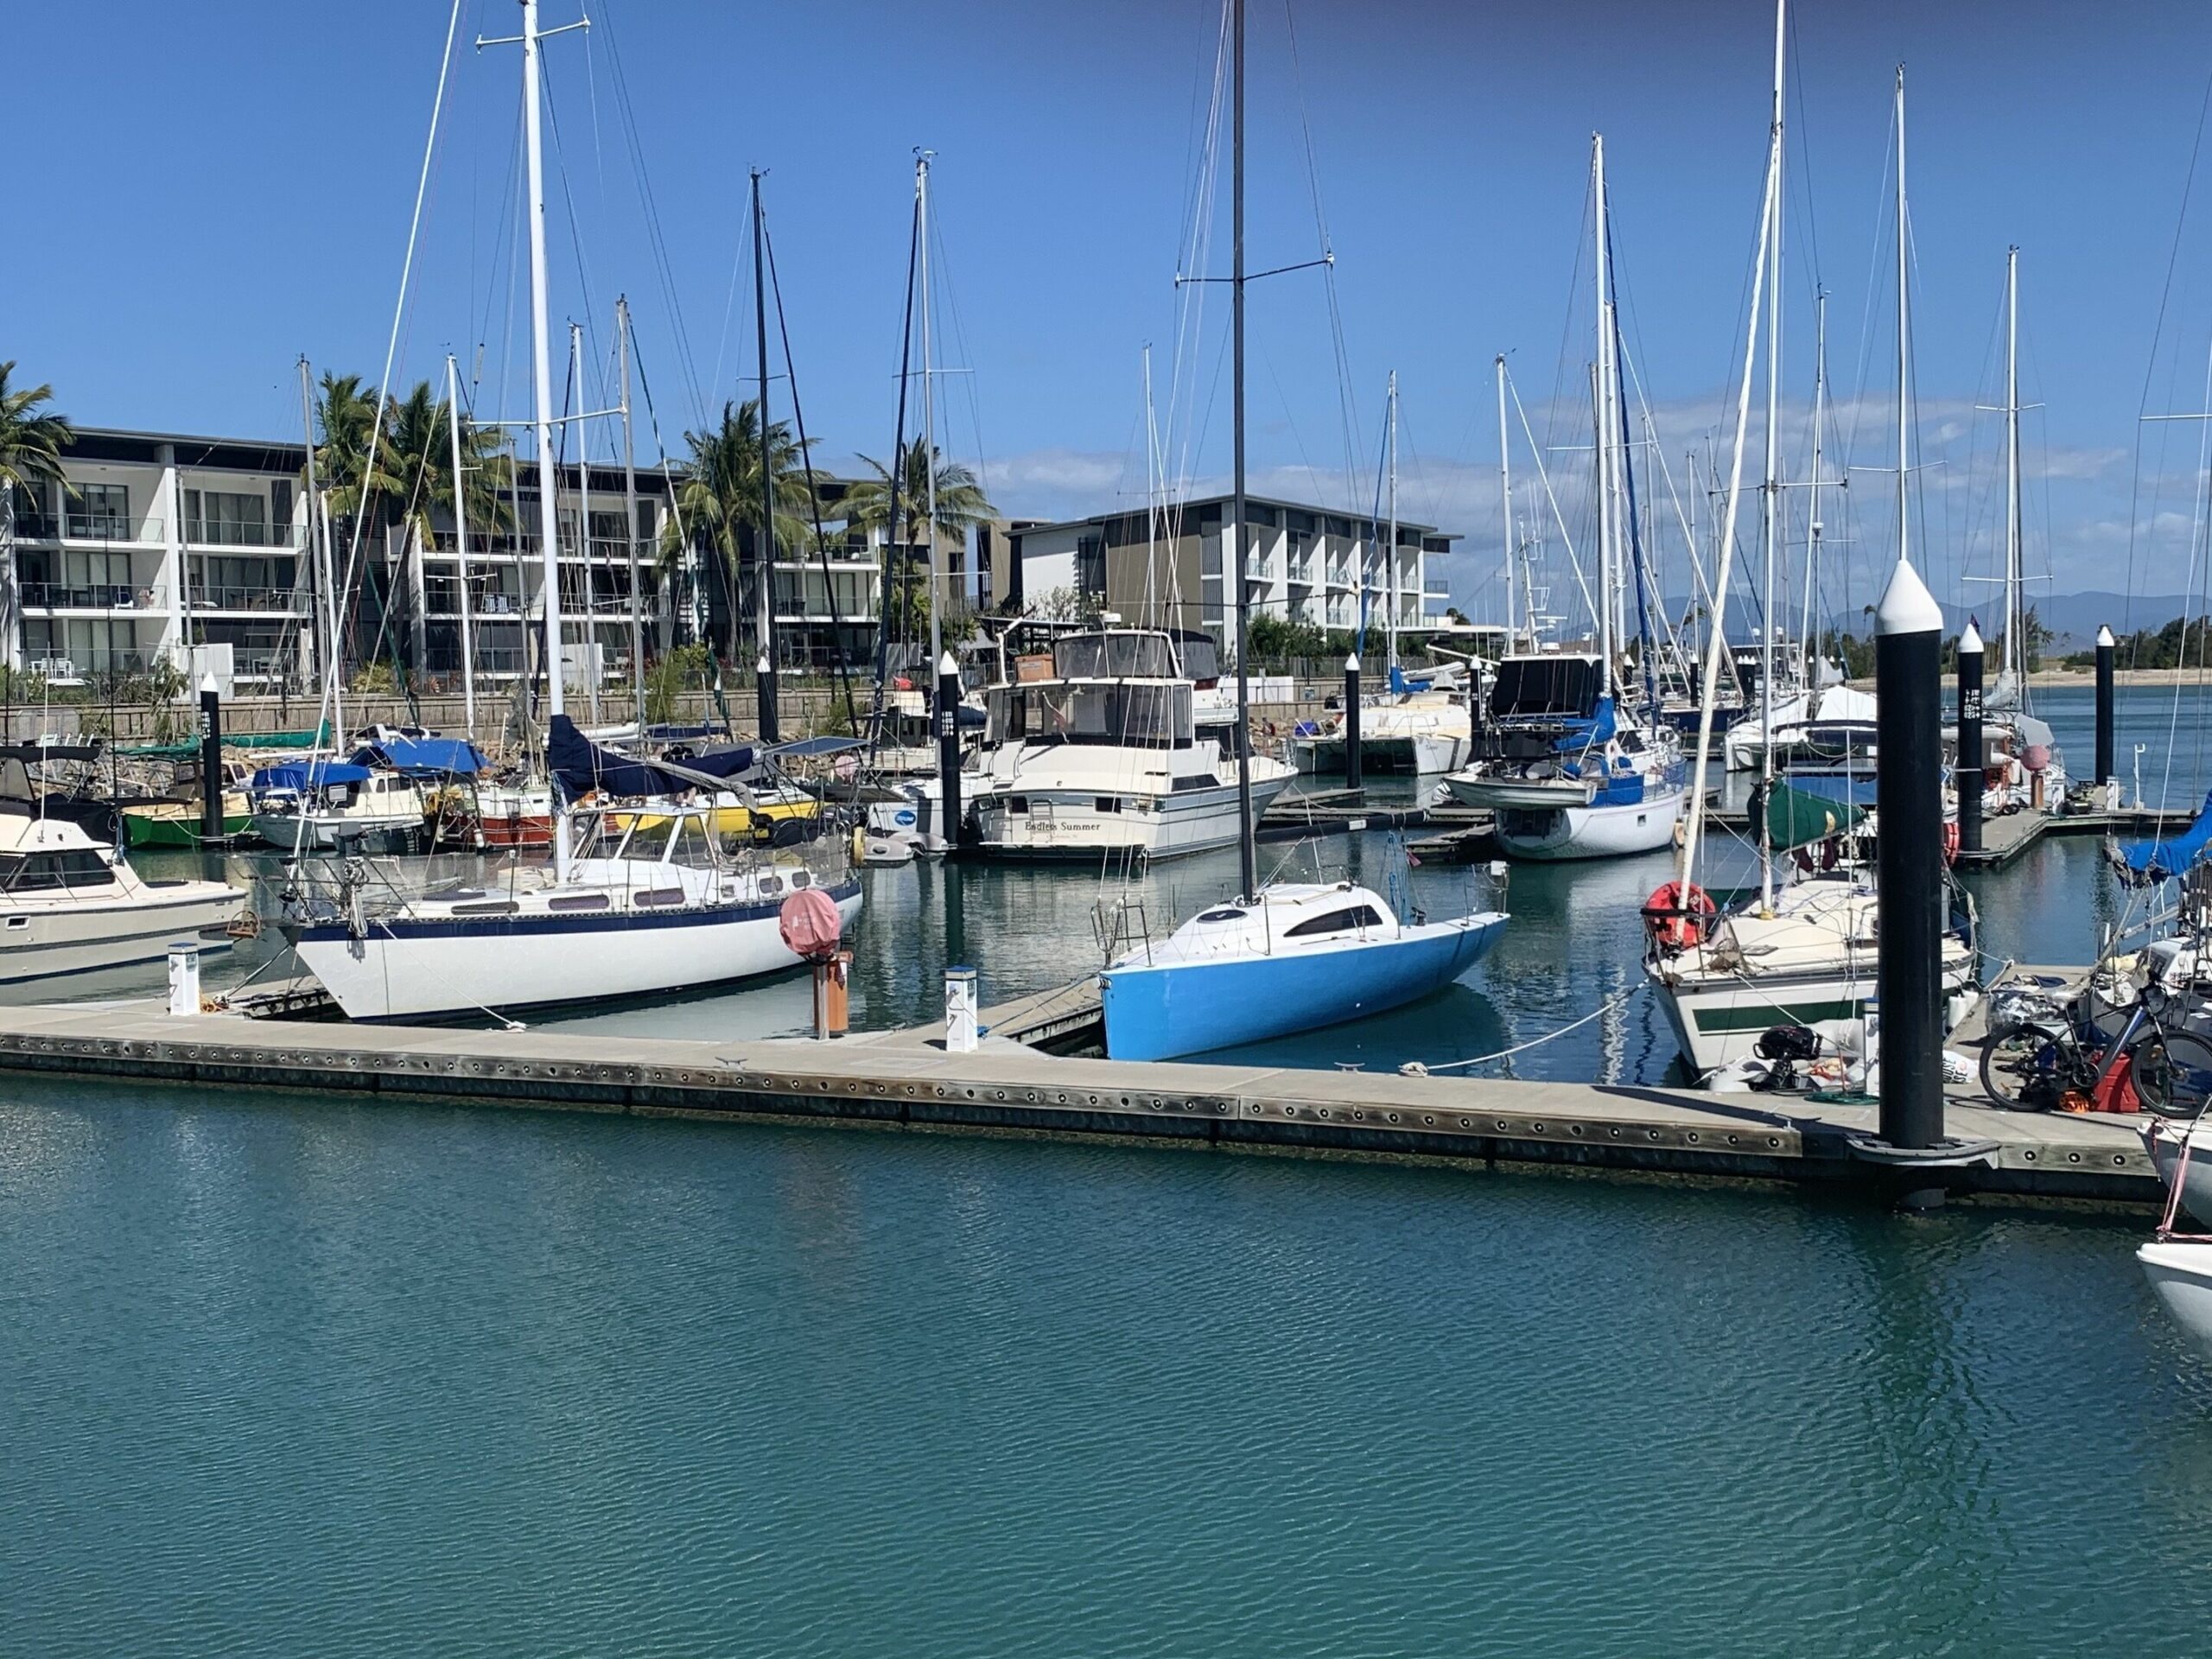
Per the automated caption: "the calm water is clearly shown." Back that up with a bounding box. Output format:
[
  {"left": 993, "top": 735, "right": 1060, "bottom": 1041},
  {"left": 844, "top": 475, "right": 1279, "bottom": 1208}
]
[
  {"left": 1, "top": 683, "right": 2209, "bottom": 1651},
  {"left": 3, "top": 1081, "right": 2209, "bottom": 1656}
]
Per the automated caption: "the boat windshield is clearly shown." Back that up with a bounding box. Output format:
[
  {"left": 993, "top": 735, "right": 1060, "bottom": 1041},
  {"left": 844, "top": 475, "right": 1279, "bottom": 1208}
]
[
  {"left": 1491, "top": 657, "right": 1602, "bottom": 721},
  {"left": 1053, "top": 631, "right": 1179, "bottom": 680},
  {"left": 986, "top": 682, "right": 1192, "bottom": 748}
]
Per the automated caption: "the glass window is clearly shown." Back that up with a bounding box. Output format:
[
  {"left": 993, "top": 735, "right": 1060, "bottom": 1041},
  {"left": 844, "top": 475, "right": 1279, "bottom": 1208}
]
[
  {"left": 0, "top": 849, "right": 116, "bottom": 890},
  {"left": 1284, "top": 904, "right": 1382, "bottom": 938}
]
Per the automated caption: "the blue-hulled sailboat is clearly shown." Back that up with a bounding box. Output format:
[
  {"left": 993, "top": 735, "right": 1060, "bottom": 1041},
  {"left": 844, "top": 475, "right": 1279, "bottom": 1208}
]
[{"left": 1098, "top": 0, "right": 1506, "bottom": 1063}]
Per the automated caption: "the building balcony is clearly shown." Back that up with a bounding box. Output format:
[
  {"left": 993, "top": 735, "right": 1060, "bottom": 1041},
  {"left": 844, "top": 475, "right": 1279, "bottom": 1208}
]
[
  {"left": 187, "top": 583, "right": 313, "bottom": 614},
  {"left": 24, "top": 649, "right": 156, "bottom": 686},
  {"left": 22, "top": 582, "right": 166, "bottom": 613},
  {"left": 44, "top": 512, "right": 166, "bottom": 547},
  {"left": 185, "top": 518, "right": 307, "bottom": 551}
]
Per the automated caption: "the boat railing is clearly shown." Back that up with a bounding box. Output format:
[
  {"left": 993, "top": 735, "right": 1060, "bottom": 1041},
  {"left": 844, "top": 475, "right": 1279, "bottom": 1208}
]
[{"left": 1093, "top": 895, "right": 1153, "bottom": 965}]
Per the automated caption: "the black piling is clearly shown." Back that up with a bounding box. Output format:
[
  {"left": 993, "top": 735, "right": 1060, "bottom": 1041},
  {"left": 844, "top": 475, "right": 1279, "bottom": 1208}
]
[
  {"left": 2094, "top": 624, "right": 2115, "bottom": 789},
  {"left": 755, "top": 653, "right": 779, "bottom": 747},
  {"left": 937, "top": 651, "right": 963, "bottom": 854},
  {"left": 197, "top": 675, "right": 223, "bottom": 842},
  {"left": 1955, "top": 620, "right": 1983, "bottom": 858},
  {"left": 1875, "top": 558, "right": 1947, "bottom": 1198},
  {"left": 1343, "top": 652, "right": 1363, "bottom": 790}
]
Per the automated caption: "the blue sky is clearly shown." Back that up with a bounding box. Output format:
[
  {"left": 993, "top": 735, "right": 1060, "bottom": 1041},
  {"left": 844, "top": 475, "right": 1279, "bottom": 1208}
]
[{"left": 13, "top": 1, "right": 2212, "bottom": 629}]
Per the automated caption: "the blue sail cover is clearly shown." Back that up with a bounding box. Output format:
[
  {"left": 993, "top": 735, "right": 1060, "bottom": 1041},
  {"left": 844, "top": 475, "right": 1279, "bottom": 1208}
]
[
  {"left": 2117, "top": 788, "right": 2212, "bottom": 883},
  {"left": 1552, "top": 696, "right": 1619, "bottom": 753},
  {"left": 349, "top": 735, "right": 487, "bottom": 776},
  {"left": 250, "top": 760, "right": 372, "bottom": 794},
  {"left": 548, "top": 715, "right": 753, "bottom": 800}
]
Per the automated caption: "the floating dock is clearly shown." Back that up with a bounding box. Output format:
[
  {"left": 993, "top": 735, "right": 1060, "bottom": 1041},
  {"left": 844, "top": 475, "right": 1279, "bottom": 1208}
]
[
  {"left": 0, "top": 990, "right": 2158, "bottom": 1206},
  {"left": 1952, "top": 804, "right": 2190, "bottom": 870}
]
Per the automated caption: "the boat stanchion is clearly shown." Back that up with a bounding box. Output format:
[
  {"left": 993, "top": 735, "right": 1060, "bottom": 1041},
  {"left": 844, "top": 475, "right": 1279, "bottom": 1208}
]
[
  {"left": 1865, "top": 556, "right": 1950, "bottom": 1209},
  {"left": 1343, "top": 653, "right": 1363, "bottom": 791},
  {"left": 1956, "top": 621, "right": 1983, "bottom": 857},
  {"left": 944, "top": 966, "right": 978, "bottom": 1053},
  {"left": 167, "top": 941, "right": 202, "bottom": 1018},
  {"left": 2094, "top": 624, "right": 2117, "bottom": 803},
  {"left": 198, "top": 673, "right": 223, "bottom": 845},
  {"left": 937, "top": 651, "right": 964, "bottom": 854}
]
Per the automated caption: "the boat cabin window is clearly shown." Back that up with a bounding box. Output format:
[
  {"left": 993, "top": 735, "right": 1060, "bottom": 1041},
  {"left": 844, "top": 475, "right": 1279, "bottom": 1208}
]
[
  {"left": 987, "top": 682, "right": 1192, "bottom": 748},
  {"left": 1197, "top": 906, "right": 1245, "bottom": 923},
  {"left": 1490, "top": 657, "right": 1601, "bottom": 721},
  {"left": 1283, "top": 904, "right": 1382, "bottom": 938},
  {"left": 661, "top": 814, "right": 719, "bottom": 868},
  {"left": 0, "top": 849, "right": 114, "bottom": 891},
  {"left": 1053, "top": 631, "right": 1179, "bottom": 680},
  {"left": 1096, "top": 797, "right": 1121, "bottom": 814}
]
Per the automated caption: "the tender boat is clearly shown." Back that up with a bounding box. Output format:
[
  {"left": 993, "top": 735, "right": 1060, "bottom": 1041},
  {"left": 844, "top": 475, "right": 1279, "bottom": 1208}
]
[
  {"left": 1101, "top": 880, "right": 1505, "bottom": 1061},
  {"left": 0, "top": 809, "right": 246, "bottom": 981},
  {"left": 969, "top": 626, "right": 1294, "bottom": 861},
  {"left": 1288, "top": 667, "right": 1472, "bottom": 776},
  {"left": 1723, "top": 683, "right": 1877, "bottom": 772}
]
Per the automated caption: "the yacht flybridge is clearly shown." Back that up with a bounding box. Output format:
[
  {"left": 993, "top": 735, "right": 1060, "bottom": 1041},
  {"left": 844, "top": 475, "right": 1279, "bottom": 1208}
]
[{"left": 969, "top": 627, "right": 1294, "bottom": 862}]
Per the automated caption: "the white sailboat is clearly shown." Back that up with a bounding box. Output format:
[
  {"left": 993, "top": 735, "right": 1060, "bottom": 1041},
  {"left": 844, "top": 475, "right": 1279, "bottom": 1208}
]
[
  {"left": 288, "top": 0, "right": 860, "bottom": 1022},
  {"left": 1098, "top": 0, "right": 1505, "bottom": 1062},
  {"left": 1441, "top": 135, "right": 1685, "bottom": 861},
  {"left": 1649, "top": 48, "right": 1979, "bottom": 1082}
]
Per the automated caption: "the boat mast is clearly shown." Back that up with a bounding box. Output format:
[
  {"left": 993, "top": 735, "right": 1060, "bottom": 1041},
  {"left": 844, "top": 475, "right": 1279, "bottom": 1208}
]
[
  {"left": 1896, "top": 65, "right": 1910, "bottom": 576},
  {"left": 1230, "top": 0, "right": 1255, "bottom": 902},
  {"left": 2005, "top": 244, "right": 2022, "bottom": 688},
  {"left": 618, "top": 296, "right": 643, "bottom": 728},
  {"left": 571, "top": 320, "right": 601, "bottom": 726},
  {"left": 1495, "top": 353, "right": 1515, "bottom": 651},
  {"left": 1758, "top": 0, "right": 1786, "bottom": 910},
  {"left": 1800, "top": 290, "right": 1826, "bottom": 691},
  {"left": 445, "top": 352, "right": 476, "bottom": 740},
  {"left": 918, "top": 152, "right": 941, "bottom": 679},
  {"left": 1386, "top": 368, "right": 1399, "bottom": 674},
  {"left": 521, "top": 0, "right": 568, "bottom": 874},
  {"left": 299, "top": 356, "right": 345, "bottom": 745},
  {"left": 1591, "top": 133, "right": 1615, "bottom": 683},
  {"left": 752, "top": 170, "right": 780, "bottom": 744}
]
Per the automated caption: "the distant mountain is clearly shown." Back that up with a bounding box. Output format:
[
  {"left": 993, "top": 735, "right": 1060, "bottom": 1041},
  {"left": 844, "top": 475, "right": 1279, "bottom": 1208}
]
[{"left": 1659, "top": 591, "right": 2200, "bottom": 649}]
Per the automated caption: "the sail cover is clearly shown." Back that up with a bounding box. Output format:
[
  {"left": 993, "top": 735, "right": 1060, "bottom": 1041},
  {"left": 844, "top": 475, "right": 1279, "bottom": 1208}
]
[
  {"left": 548, "top": 715, "right": 753, "bottom": 800},
  {"left": 2116, "top": 788, "right": 2212, "bottom": 884},
  {"left": 349, "top": 735, "right": 486, "bottom": 776},
  {"left": 1766, "top": 779, "right": 1871, "bottom": 852}
]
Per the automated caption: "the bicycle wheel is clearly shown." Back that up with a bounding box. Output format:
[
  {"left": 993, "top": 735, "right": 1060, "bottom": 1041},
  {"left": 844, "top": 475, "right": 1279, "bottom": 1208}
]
[
  {"left": 2126, "top": 1027, "right": 2212, "bottom": 1117},
  {"left": 1980, "top": 1022, "right": 2081, "bottom": 1110}
]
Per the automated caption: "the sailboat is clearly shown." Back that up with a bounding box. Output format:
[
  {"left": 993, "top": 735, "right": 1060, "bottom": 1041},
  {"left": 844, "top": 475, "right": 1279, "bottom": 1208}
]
[
  {"left": 1098, "top": 0, "right": 1505, "bottom": 1064},
  {"left": 287, "top": 0, "right": 860, "bottom": 1022},
  {"left": 1440, "top": 134, "right": 1687, "bottom": 861},
  {"left": 1648, "top": 49, "right": 1978, "bottom": 1081}
]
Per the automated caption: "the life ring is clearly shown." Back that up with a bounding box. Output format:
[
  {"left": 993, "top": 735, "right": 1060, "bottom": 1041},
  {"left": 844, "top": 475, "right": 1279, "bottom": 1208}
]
[
  {"left": 1942, "top": 821, "right": 1961, "bottom": 867},
  {"left": 1641, "top": 881, "right": 1715, "bottom": 952}
]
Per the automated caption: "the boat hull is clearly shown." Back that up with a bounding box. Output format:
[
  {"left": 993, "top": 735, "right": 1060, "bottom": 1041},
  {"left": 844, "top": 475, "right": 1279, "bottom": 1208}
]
[
  {"left": 1491, "top": 787, "right": 1686, "bottom": 861},
  {"left": 122, "top": 804, "right": 253, "bottom": 848},
  {"left": 2148, "top": 1121, "right": 2212, "bottom": 1229},
  {"left": 250, "top": 812, "right": 428, "bottom": 855},
  {"left": 292, "top": 879, "right": 862, "bottom": 1020},
  {"left": 973, "top": 770, "right": 1293, "bottom": 861},
  {"left": 2139, "top": 1241, "right": 2212, "bottom": 1361},
  {"left": 1291, "top": 732, "right": 1468, "bottom": 776},
  {"left": 1650, "top": 951, "right": 1976, "bottom": 1077},
  {"left": 0, "top": 883, "right": 246, "bottom": 982},
  {"left": 1442, "top": 773, "right": 1594, "bottom": 811},
  {"left": 1101, "top": 914, "right": 1505, "bottom": 1062}
]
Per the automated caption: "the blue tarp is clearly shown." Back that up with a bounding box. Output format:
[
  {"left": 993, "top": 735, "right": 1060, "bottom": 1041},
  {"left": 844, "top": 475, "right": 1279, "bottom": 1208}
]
[
  {"left": 250, "top": 760, "right": 372, "bottom": 794},
  {"left": 2118, "top": 787, "right": 2212, "bottom": 883},
  {"left": 1551, "top": 696, "right": 1619, "bottom": 753},
  {"left": 349, "top": 735, "right": 487, "bottom": 776},
  {"left": 548, "top": 715, "right": 753, "bottom": 801}
]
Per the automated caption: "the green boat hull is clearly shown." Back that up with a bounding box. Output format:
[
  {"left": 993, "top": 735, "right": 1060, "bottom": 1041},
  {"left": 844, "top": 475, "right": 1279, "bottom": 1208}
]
[{"left": 122, "top": 810, "right": 254, "bottom": 849}]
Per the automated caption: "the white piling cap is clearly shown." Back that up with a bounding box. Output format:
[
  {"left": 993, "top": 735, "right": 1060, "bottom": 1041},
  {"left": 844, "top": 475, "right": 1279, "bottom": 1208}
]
[
  {"left": 2097, "top": 625, "right": 2117, "bottom": 648},
  {"left": 754, "top": 655, "right": 771, "bottom": 674},
  {"left": 1344, "top": 652, "right": 1362, "bottom": 672},
  {"left": 1874, "top": 557, "right": 1942, "bottom": 638},
  {"left": 938, "top": 651, "right": 959, "bottom": 676},
  {"left": 200, "top": 672, "right": 219, "bottom": 694},
  {"left": 1958, "top": 620, "right": 1983, "bottom": 654}
]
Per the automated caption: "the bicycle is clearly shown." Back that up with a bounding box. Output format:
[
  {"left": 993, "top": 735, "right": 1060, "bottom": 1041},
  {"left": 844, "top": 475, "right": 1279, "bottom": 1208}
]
[{"left": 1980, "top": 981, "right": 2212, "bottom": 1116}]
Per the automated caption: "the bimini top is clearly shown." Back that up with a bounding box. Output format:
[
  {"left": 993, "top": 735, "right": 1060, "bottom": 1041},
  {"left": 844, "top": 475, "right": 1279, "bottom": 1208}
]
[
  {"left": 549, "top": 715, "right": 753, "bottom": 800},
  {"left": 1490, "top": 653, "right": 1604, "bottom": 721},
  {"left": 348, "top": 734, "right": 487, "bottom": 777}
]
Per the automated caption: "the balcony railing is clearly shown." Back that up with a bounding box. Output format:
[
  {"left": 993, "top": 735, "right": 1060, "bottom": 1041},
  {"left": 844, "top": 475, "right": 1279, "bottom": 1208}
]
[
  {"left": 22, "top": 582, "right": 164, "bottom": 612},
  {"left": 25, "top": 650, "right": 156, "bottom": 684},
  {"left": 186, "top": 518, "right": 305, "bottom": 550},
  {"left": 61, "top": 512, "right": 162, "bottom": 543},
  {"left": 188, "top": 583, "right": 312, "bottom": 613}
]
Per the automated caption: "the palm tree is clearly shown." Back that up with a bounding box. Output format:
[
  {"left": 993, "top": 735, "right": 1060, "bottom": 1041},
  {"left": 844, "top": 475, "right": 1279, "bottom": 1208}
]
[
  {"left": 309, "top": 372, "right": 398, "bottom": 526},
  {"left": 837, "top": 442, "right": 995, "bottom": 555},
  {"left": 0, "top": 364, "right": 76, "bottom": 674},
  {"left": 658, "top": 398, "right": 820, "bottom": 654}
]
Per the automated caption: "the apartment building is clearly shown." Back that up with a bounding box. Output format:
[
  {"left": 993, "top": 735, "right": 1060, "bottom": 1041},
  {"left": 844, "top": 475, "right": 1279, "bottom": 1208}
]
[{"left": 999, "top": 493, "right": 1455, "bottom": 654}]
